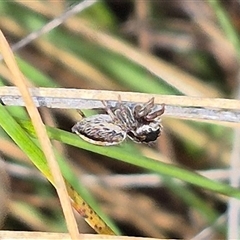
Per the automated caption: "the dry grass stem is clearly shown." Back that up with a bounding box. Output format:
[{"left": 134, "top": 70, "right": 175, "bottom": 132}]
[
  {"left": 0, "top": 231, "right": 161, "bottom": 240},
  {"left": 0, "top": 31, "right": 79, "bottom": 238},
  {"left": 0, "top": 87, "right": 239, "bottom": 125}
]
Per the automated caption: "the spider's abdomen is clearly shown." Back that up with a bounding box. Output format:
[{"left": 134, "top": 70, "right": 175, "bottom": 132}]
[{"left": 72, "top": 114, "right": 126, "bottom": 146}]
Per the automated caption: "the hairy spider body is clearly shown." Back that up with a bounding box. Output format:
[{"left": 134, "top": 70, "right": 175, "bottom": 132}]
[
  {"left": 72, "top": 97, "right": 165, "bottom": 146},
  {"left": 72, "top": 114, "right": 126, "bottom": 146}
]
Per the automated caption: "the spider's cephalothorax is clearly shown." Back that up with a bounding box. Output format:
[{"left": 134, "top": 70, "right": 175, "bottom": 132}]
[{"left": 72, "top": 97, "right": 165, "bottom": 146}]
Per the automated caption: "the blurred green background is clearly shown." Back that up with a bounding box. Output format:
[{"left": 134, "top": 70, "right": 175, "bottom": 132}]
[{"left": 0, "top": 1, "right": 239, "bottom": 238}]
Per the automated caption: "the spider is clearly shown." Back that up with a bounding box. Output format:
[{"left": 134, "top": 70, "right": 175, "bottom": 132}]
[{"left": 72, "top": 96, "right": 165, "bottom": 146}]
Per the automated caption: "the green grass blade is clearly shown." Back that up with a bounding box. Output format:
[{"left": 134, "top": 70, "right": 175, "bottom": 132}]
[
  {"left": 208, "top": 0, "right": 240, "bottom": 59},
  {"left": 0, "top": 104, "right": 53, "bottom": 181},
  {"left": 19, "top": 120, "right": 240, "bottom": 200},
  {"left": 0, "top": 104, "right": 117, "bottom": 234}
]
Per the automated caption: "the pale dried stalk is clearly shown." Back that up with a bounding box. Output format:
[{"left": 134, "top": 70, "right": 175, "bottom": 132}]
[
  {"left": 0, "top": 87, "right": 239, "bottom": 125},
  {"left": 0, "top": 32, "right": 79, "bottom": 238},
  {"left": 0, "top": 231, "right": 158, "bottom": 240}
]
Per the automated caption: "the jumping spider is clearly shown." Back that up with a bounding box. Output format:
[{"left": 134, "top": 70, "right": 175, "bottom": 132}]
[{"left": 72, "top": 97, "right": 165, "bottom": 146}]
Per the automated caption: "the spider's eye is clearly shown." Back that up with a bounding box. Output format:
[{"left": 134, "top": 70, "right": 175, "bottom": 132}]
[
  {"left": 129, "top": 123, "right": 162, "bottom": 143},
  {"left": 128, "top": 127, "right": 161, "bottom": 143},
  {"left": 143, "top": 129, "right": 160, "bottom": 142}
]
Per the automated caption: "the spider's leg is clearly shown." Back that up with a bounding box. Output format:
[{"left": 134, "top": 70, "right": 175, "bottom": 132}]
[
  {"left": 145, "top": 104, "right": 165, "bottom": 121},
  {"left": 101, "top": 100, "right": 118, "bottom": 122},
  {"left": 77, "top": 109, "right": 86, "bottom": 119},
  {"left": 134, "top": 97, "right": 154, "bottom": 118},
  {"left": 116, "top": 94, "right": 125, "bottom": 110},
  {"left": 118, "top": 94, "right": 122, "bottom": 104}
]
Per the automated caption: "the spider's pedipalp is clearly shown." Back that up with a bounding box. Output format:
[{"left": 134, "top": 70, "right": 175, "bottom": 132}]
[{"left": 145, "top": 104, "right": 165, "bottom": 121}]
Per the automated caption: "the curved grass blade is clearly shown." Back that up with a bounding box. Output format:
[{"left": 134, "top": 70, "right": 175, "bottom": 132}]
[
  {"left": 0, "top": 103, "right": 116, "bottom": 235},
  {"left": 19, "top": 119, "right": 240, "bottom": 200}
]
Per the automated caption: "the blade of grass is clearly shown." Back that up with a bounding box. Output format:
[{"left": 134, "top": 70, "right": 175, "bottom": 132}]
[
  {"left": 163, "top": 177, "right": 223, "bottom": 233},
  {"left": 208, "top": 1, "right": 240, "bottom": 60},
  {"left": 19, "top": 120, "right": 240, "bottom": 200},
  {"left": 0, "top": 87, "right": 240, "bottom": 110},
  {"left": 207, "top": 2, "right": 240, "bottom": 238},
  {"left": 0, "top": 29, "right": 80, "bottom": 238},
  {"left": 0, "top": 0, "right": 98, "bottom": 59},
  {"left": 0, "top": 103, "right": 116, "bottom": 235},
  {"left": 55, "top": 152, "right": 121, "bottom": 235}
]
